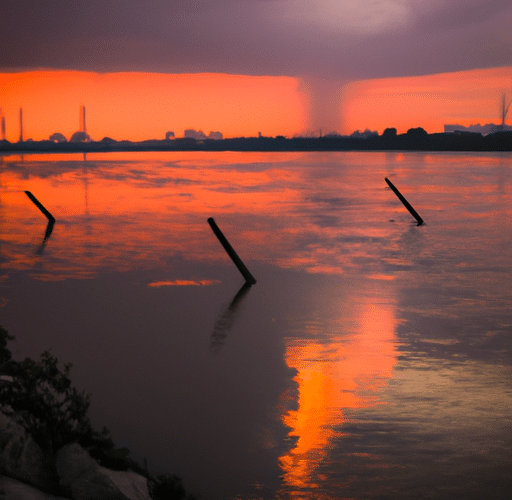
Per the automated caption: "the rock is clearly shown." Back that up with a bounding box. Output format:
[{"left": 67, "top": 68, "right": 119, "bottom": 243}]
[
  {"left": 0, "top": 474, "right": 67, "bottom": 500},
  {"left": 88, "top": 469, "right": 151, "bottom": 500},
  {"left": 56, "top": 443, "right": 151, "bottom": 500},
  {"left": 0, "top": 413, "right": 55, "bottom": 492},
  {"left": 55, "top": 443, "right": 98, "bottom": 492}
]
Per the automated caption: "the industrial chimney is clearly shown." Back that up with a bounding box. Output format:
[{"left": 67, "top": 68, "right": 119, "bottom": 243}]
[
  {"left": 0, "top": 107, "right": 5, "bottom": 141},
  {"left": 19, "top": 107, "right": 23, "bottom": 142},
  {"left": 500, "top": 94, "right": 511, "bottom": 132},
  {"left": 80, "top": 105, "right": 86, "bottom": 134}
]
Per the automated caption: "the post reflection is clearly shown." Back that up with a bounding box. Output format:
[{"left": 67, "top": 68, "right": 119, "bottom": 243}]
[
  {"left": 36, "top": 218, "right": 55, "bottom": 255},
  {"left": 210, "top": 281, "right": 253, "bottom": 353},
  {"left": 278, "top": 290, "right": 398, "bottom": 496}
]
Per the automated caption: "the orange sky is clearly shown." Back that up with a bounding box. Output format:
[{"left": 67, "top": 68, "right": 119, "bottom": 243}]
[
  {"left": 0, "top": 66, "right": 510, "bottom": 141},
  {"left": 343, "top": 66, "right": 512, "bottom": 134}
]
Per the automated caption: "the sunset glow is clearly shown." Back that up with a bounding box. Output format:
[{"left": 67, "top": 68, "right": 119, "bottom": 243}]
[
  {"left": 343, "top": 66, "right": 512, "bottom": 134},
  {"left": 1, "top": 66, "right": 511, "bottom": 142},
  {"left": 0, "top": 71, "right": 308, "bottom": 142}
]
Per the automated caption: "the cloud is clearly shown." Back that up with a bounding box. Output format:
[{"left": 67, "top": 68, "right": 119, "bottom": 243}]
[
  {"left": 282, "top": 0, "right": 414, "bottom": 34},
  {"left": 1, "top": 0, "right": 511, "bottom": 80}
]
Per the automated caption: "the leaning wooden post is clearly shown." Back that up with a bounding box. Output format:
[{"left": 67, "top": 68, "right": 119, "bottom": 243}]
[
  {"left": 207, "top": 217, "right": 257, "bottom": 284},
  {"left": 24, "top": 191, "right": 55, "bottom": 222},
  {"left": 384, "top": 178, "right": 424, "bottom": 226}
]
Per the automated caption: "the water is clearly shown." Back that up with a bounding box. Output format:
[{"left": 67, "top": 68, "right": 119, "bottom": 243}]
[{"left": 1, "top": 151, "right": 511, "bottom": 499}]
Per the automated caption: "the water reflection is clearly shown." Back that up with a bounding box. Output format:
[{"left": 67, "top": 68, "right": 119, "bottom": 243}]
[
  {"left": 278, "top": 286, "right": 398, "bottom": 496},
  {"left": 0, "top": 151, "right": 393, "bottom": 280},
  {"left": 1, "top": 151, "right": 511, "bottom": 499},
  {"left": 36, "top": 218, "right": 55, "bottom": 255},
  {"left": 210, "top": 282, "right": 253, "bottom": 353}
]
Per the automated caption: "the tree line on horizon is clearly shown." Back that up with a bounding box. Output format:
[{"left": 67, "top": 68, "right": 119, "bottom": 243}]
[{"left": 0, "top": 125, "right": 511, "bottom": 152}]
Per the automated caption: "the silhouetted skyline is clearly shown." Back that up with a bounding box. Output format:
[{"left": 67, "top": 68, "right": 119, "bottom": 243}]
[{"left": 2, "top": 127, "right": 511, "bottom": 154}]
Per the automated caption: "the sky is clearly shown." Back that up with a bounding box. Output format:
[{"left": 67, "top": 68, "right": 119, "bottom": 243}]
[{"left": 1, "top": 0, "right": 512, "bottom": 140}]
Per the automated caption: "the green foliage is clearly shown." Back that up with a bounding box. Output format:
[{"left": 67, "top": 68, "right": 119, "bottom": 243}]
[
  {"left": 0, "top": 325, "right": 14, "bottom": 364},
  {"left": 1, "top": 346, "right": 97, "bottom": 452},
  {"left": 0, "top": 326, "right": 198, "bottom": 499}
]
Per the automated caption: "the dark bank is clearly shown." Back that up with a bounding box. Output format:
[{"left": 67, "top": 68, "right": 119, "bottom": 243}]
[{"left": 1, "top": 128, "right": 512, "bottom": 154}]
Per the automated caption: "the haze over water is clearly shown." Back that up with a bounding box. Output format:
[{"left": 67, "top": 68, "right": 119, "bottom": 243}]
[{"left": 1, "top": 151, "right": 511, "bottom": 499}]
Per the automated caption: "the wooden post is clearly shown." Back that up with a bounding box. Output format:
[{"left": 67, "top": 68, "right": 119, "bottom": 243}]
[
  {"left": 24, "top": 191, "right": 55, "bottom": 222},
  {"left": 207, "top": 217, "right": 257, "bottom": 284},
  {"left": 384, "top": 178, "right": 424, "bottom": 226}
]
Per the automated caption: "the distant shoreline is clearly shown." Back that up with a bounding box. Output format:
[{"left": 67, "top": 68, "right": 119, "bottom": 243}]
[{"left": 1, "top": 130, "right": 512, "bottom": 153}]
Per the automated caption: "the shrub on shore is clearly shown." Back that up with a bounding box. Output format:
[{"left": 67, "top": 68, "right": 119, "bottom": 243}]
[{"left": 0, "top": 325, "right": 197, "bottom": 500}]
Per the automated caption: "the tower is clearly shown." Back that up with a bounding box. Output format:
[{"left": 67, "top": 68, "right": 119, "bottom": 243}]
[
  {"left": 19, "top": 107, "right": 23, "bottom": 142},
  {"left": 500, "top": 94, "right": 511, "bottom": 132},
  {"left": 80, "top": 105, "right": 86, "bottom": 134},
  {"left": 0, "top": 107, "right": 5, "bottom": 141}
]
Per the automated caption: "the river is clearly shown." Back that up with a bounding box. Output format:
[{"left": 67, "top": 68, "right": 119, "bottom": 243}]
[{"left": 1, "top": 151, "right": 511, "bottom": 499}]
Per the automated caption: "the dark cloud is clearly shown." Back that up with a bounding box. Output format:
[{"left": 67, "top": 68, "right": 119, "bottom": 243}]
[{"left": 1, "top": 0, "right": 511, "bottom": 79}]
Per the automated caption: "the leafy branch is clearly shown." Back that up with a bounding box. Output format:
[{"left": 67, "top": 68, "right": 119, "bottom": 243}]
[{"left": 0, "top": 325, "right": 197, "bottom": 499}]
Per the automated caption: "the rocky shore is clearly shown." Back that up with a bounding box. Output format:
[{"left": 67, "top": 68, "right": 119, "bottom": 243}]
[
  {"left": 1, "top": 413, "right": 151, "bottom": 499},
  {"left": 0, "top": 326, "right": 196, "bottom": 500}
]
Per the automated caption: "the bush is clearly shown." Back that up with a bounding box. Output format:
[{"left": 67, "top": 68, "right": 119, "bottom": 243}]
[
  {"left": 0, "top": 326, "right": 197, "bottom": 499},
  {"left": 0, "top": 334, "right": 105, "bottom": 454}
]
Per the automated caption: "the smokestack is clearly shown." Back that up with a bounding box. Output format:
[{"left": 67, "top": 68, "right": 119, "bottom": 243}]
[
  {"left": 0, "top": 107, "right": 4, "bottom": 141},
  {"left": 19, "top": 107, "right": 23, "bottom": 142},
  {"left": 80, "top": 105, "right": 86, "bottom": 133},
  {"left": 501, "top": 94, "right": 511, "bottom": 132}
]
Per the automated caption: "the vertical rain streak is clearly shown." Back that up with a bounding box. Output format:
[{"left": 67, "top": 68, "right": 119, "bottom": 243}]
[{"left": 298, "top": 76, "right": 345, "bottom": 136}]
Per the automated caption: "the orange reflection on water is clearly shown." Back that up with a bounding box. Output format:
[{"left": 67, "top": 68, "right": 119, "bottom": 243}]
[
  {"left": 279, "top": 296, "right": 398, "bottom": 495},
  {"left": 1, "top": 151, "right": 391, "bottom": 281},
  {"left": 147, "top": 279, "right": 220, "bottom": 287},
  {"left": 0, "top": 152, "right": 296, "bottom": 279}
]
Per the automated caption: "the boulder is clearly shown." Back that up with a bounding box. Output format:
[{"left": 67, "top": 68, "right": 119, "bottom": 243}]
[
  {"left": 0, "top": 413, "right": 55, "bottom": 492},
  {"left": 56, "top": 443, "right": 151, "bottom": 500},
  {"left": 0, "top": 474, "right": 67, "bottom": 500}
]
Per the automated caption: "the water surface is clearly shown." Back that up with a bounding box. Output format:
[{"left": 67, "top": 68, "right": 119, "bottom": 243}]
[{"left": 1, "top": 151, "right": 511, "bottom": 499}]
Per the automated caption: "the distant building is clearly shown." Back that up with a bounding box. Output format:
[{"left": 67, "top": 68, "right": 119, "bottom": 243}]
[
  {"left": 444, "top": 123, "right": 508, "bottom": 135},
  {"left": 184, "top": 129, "right": 208, "bottom": 140},
  {"left": 208, "top": 131, "right": 223, "bottom": 140},
  {"left": 350, "top": 129, "right": 378, "bottom": 138},
  {"left": 165, "top": 131, "right": 175, "bottom": 140},
  {"left": 70, "top": 131, "right": 91, "bottom": 143},
  {"left": 49, "top": 132, "right": 67, "bottom": 143}
]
